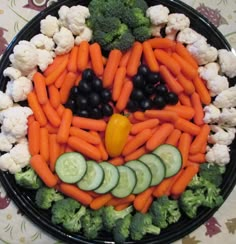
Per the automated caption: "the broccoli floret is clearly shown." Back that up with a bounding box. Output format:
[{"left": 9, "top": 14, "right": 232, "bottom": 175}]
[
  {"left": 81, "top": 209, "right": 103, "bottom": 240},
  {"left": 35, "top": 187, "right": 64, "bottom": 210},
  {"left": 130, "top": 212, "right": 160, "bottom": 241},
  {"left": 14, "top": 167, "right": 42, "bottom": 189},
  {"left": 113, "top": 214, "right": 132, "bottom": 243},
  {"left": 149, "top": 196, "right": 181, "bottom": 229},
  {"left": 93, "top": 16, "right": 122, "bottom": 33},
  {"left": 103, "top": 0, "right": 126, "bottom": 18},
  {"left": 133, "top": 25, "right": 151, "bottom": 42},
  {"left": 124, "top": 0, "right": 149, "bottom": 13},
  {"left": 102, "top": 205, "right": 133, "bottom": 231},
  {"left": 88, "top": 0, "right": 106, "bottom": 16}
]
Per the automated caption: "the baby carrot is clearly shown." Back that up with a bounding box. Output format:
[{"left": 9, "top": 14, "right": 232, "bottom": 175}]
[
  {"left": 60, "top": 72, "right": 77, "bottom": 104},
  {"left": 44, "top": 123, "right": 58, "bottom": 134},
  {"left": 188, "top": 153, "right": 206, "bottom": 163},
  {"left": 33, "top": 72, "right": 48, "bottom": 105},
  {"left": 89, "top": 42, "right": 104, "bottom": 76},
  {"left": 115, "top": 203, "right": 131, "bottom": 211},
  {"left": 30, "top": 154, "right": 58, "bottom": 188},
  {"left": 44, "top": 54, "right": 67, "bottom": 76},
  {"left": 39, "top": 127, "right": 49, "bottom": 162},
  {"left": 124, "top": 146, "right": 148, "bottom": 162},
  {"left": 56, "top": 104, "right": 65, "bottom": 118},
  {"left": 90, "top": 131, "right": 108, "bottom": 161},
  {"left": 133, "top": 111, "right": 146, "bottom": 121},
  {"left": 119, "top": 49, "right": 132, "bottom": 67},
  {"left": 42, "top": 101, "right": 61, "bottom": 127},
  {"left": 106, "top": 194, "right": 135, "bottom": 207},
  {"left": 28, "top": 120, "right": 40, "bottom": 156},
  {"left": 108, "top": 156, "right": 125, "bottom": 166},
  {"left": 131, "top": 119, "right": 159, "bottom": 135},
  {"left": 178, "top": 132, "right": 192, "bottom": 168},
  {"left": 112, "top": 66, "right": 126, "bottom": 101},
  {"left": 174, "top": 118, "right": 201, "bottom": 136},
  {"left": 77, "top": 41, "right": 90, "bottom": 71},
  {"left": 145, "top": 109, "right": 178, "bottom": 122},
  {"left": 177, "top": 73, "right": 195, "bottom": 95},
  {"left": 67, "top": 45, "right": 79, "bottom": 73},
  {"left": 54, "top": 70, "right": 67, "bottom": 89},
  {"left": 143, "top": 41, "right": 159, "bottom": 72},
  {"left": 146, "top": 123, "right": 174, "bottom": 151},
  {"left": 27, "top": 114, "right": 35, "bottom": 126},
  {"left": 48, "top": 85, "right": 61, "bottom": 109},
  {"left": 140, "top": 196, "right": 153, "bottom": 214},
  {"left": 153, "top": 177, "right": 174, "bottom": 197},
  {"left": 148, "top": 37, "right": 176, "bottom": 49},
  {"left": 178, "top": 93, "right": 192, "bottom": 107},
  {"left": 193, "top": 75, "right": 211, "bottom": 105},
  {"left": 72, "top": 117, "right": 107, "bottom": 131},
  {"left": 166, "top": 129, "right": 182, "bottom": 146},
  {"left": 49, "top": 134, "right": 61, "bottom": 172},
  {"left": 116, "top": 80, "right": 133, "bottom": 112},
  {"left": 103, "top": 49, "right": 122, "bottom": 88},
  {"left": 164, "top": 105, "right": 195, "bottom": 120},
  {"left": 191, "top": 92, "right": 204, "bottom": 126},
  {"left": 90, "top": 193, "right": 113, "bottom": 210}
]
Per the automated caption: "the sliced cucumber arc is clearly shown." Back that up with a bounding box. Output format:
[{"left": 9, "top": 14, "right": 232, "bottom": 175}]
[
  {"left": 125, "top": 160, "right": 152, "bottom": 194},
  {"left": 152, "top": 144, "right": 182, "bottom": 178},
  {"left": 94, "top": 162, "right": 119, "bottom": 194},
  {"left": 77, "top": 160, "right": 104, "bottom": 191},
  {"left": 55, "top": 152, "right": 87, "bottom": 184},
  {"left": 111, "top": 166, "right": 137, "bottom": 198},
  {"left": 139, "top": 153, "right": 166, "bottom": 186}
]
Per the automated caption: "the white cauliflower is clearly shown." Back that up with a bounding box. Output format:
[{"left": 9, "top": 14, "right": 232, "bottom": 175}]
[
  {"left": 206, "top": 144, "right": 230, "bottom": 166},
  {"left": 213, "top": 85, "right": 236, "bottom": 108},
  {"left": 206, "top": 75, "right": 229, "bottom": 97},
  {"left": 40, "top": 15, "right": 60, "bottom": 37},
  {"left": 176, "top": 27, "right": 206, "bottom": 45},
  {"left": 36, "top": 49, "right": 54, "bottom": 72},
  {"left": 10, "top": 143, "right": 31, "bottom": 168},
  {"left": 150, "top": 25, "right": 163, "bottom": 37},
  {"left": 0, "top": 133, "right": 14, "bottom": 152},
  {"left": 198, "top": 62, "right": 220, "bottom": 81},
  {"left": 58, "top": 5, "right": 70, "bottom": 27},
  {"left": 203, "top": 104, "right": 221, "bottom": 124},
  {"left": 187, "top": 39, "right": 218, "bottom": 65},
  {"left": 75, "top": 26, "right": 93, "bottom": 45},
  {"left": 3, "top": 67, "right": 22, "bottom": 80},
  {"left": 146, "top": 5, "right": 169, "bottom": 25},
  {"left": 165, "top": 13, "right": 190, "bottom": 40},
  {"left": 219, "top": 107, "right": 236, "bottom": 127},
  {"left": 30, "top": 33, "right": 55, "bottom": 51},
  {"left": 208, "top": 125, "right": 236, "bottom": 145},
  {"left": 0, "top": 91, "right": 13, "bottom": 110},
  {"left": 53, "top": 27, "right": 74, "bottom": 55},
  {"left": 218, "top": 49, "right": 236, "bottom": 78},
  {"left": 0, "top": 106, "right": 33, "bottom": 139},
  {"left": 6, "top": 76, "right": 33, "bottom": 102},
  {"left": 0, "top": 153, "right": 21, "bottom": 174},
  {"left": 9, "top": 41, "right": 38, "bottom": 76}
]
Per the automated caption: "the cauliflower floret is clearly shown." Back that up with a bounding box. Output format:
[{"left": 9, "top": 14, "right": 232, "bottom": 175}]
[
  {"left": 53, "top": 27, "right": 74, "bottom": 55},
  {"left": 0, "top": 91, "right": 13, "bottom": 110},
  {"left": 150, "top": 25, "right": 163, "bottom": 37},
  {"left": 203, "top": 104, "right": 221, "bottom": 124},
  {"left": 0, "top": 133, "right": 13, "bottom": 152},
  {"left": 206, "top": 75, "right": 229, "bottom": 97},
  {"left": 198, "top": 62, "right": 220, "bottom": 81},
  {"left": 206, "top": 144, "right": 230, "bottom": 166},
  {"left": 58, "top": 5, "right": 70, "bottom": 27},
  {"left": 187, "top": 39, "right": 218, "bottom": 65},
  {"left": 30, "top": 33, "right": 55, "bottom": 51},
  {"left": 176, "top": 27, "right": 206, "bottom": 45},
  {"left": 75, "top": 26, "right": 93, "bottom": 45},
  {"left": 213, "top": 86, "right": 236, "bottom": 108},
  {"left": 208, "top": 125, "right": 236, "bottom": 145},
  {"left": 3, "top": 67, "right": 22, "bottom": 80},
  {"left": 36, "top": 49, "right": 54, "bottom": 72},
  {"left": 219, "top": 107, "right": 236, "bottom": 126},
  {"left": 165, "top": 13, "right": 190, "bottom": 40},
  {"left": 10, "top": 143, "right": 30, "bottom": 168},
  {"left": 6, "top": 76, "right": 33, "bottom": 102},
  {"left": 9, "top": 41, "right": 38, "bottom": 76},
  {"left": 146, "top": 5, "right": 169, "bottom": 26},
  {"left": 40, "top": 15, "right": 60, "bottom": 37},
  {"left": 0, "top": 153, "right": 21, "bottom": 173},
  {"left": 218, "top": 49, "right": 236, "bottom": 78}
]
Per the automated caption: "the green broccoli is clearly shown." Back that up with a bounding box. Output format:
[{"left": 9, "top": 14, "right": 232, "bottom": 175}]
[
  {"left": 133, "top": 25, "right": 151, "bottom": 42},
  {"left": 14, "top": 166, "right": 42, "bottom": 189},
  {"left": 113, "top": 214, "right": 132, "bottom": 243},
  {"left": 124, "top": 0, "right": 149, "bottom": 13},
  {"left": 51, "top": 198, "right": 86, "bottom": 233},
  {"left": 35, "top": 187, "right": 64, "bottom": 209},
  {"left": 102, "top": 205, "right": 133, "bottom": 231},
  {"left": 103, "top": 0, "right": 126, "bottom": 18},
  {"left": 130, "top": 212, "right": 160, "bottom": 241},
  {"left": 149, "top": 196, "right": 181, "bottom": 229},
  {"left": 88, "top": 0, "right": 106, "bottom": 16}
]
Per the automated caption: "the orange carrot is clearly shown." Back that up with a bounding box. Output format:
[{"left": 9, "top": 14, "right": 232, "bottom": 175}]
[
  {"left": 60, "top": 72, "right": 77, "bottom": 104},
  {"left": 174, "top": 118, "right": 201, "bottom": 136},
  {"left": 164, "top": 105, "right": 195, "bottom": 120},
  {"left": 75, "top": 72, "right": 82, "bottom": 86},
  {"left": 200, "top": 141, "right": 207, "bottom": 154},
  {"left": 153, "top": 177, "right": 174, "bottom": 197},
  {"left": 89, "top": 42, "right": 104, "bottom": 76},
  {"left": 154, "top": 49, "right": 181, "bottom": 75},
  {"left": 48, "top": 85, "right": 60, "bottom": 109},
  {"left": 39, "top": 127, "right": 49, "bottom": 162},
  {"left": 178, "top": 93, "right": 192, "bottom": 107},
  {"left": 119, "top": 49, "right": 132, "bottom": 67},
  {"left": 30, "top": 154, "right": 58, "bottom": 187},
  {"left": 27, "top": 92, "right": 47, "bottom": 126},
  {"left": 126, "top": 42, "right": 143, "bottom": 77},
  {"left": 33, "top": 72, "right": 48, "bottom": 105},
  {"left": 59, "top": 183, "right": 93, "bottom": 206},
  {"left": 49, "top": 134, "right": 61, "bottom": 172},
  {"left": 54, "top": 70, "right": 67, "bottom": 89},
  {"left": 140, "top": 196, "right": 153, "bottom": 214},
  {"left": 177, "top": 73, "right": 195, "bottom": 95},
  {"left": 188, "top": 153, "right": 206, "bottom": 163},
  {"left": 67, "top": 45, "right": 79, "bottom": 73},
  {"left": 106, "top": 194, "right": 135, "bottom": 207},
  {"left": 131, "top": 119, "right": 159, "bottom": 135},
  {"left": 112, "top": 66, "right": 126, "bottom": 101},
  {"left": 77, "top": 41, "right": 90, "bottom": 71},
  {"left": 191, "top": 92, "right": 204, "bottom": 126},
  {"left": 146, "top": 123, "right": 174, "bottom": 151},
  {"left": 42, "top": 101, "right": 61, "bottom": 127},
  {"left": 133, "top": 111, "right": 146, "bottom": 121},
  {"left": 122, "top": 128, "right": 152, "bottom": 156},
  {"left": 115, "top": 203, "right": 131, "bottom": 211},
  {"left": 170, "top": 164, "right": 199, "bottom": 195},
  {"left": 108, "top": 156, "right": 125, "bottom": 166},
  {"left": 103, "top": 49, "right": 122, "bottom": 88},
  {"left": 44, "top": 54, "right": 67, "bottom": 76},
  {"left": 193, "top": 76, "right": 211, "bottom": 105},
  {"left": 57, "top": 109, "right": 73, "bottom": 144},
  {"left": 90, "top": 193, "right": 113, "bottom": 210},
  {"left": 116, "top": 80, "right": 133, "bottom": 112},
  {"left": 145, "top": 109, "right": 178, "bottom": 122},
  {"left": 44, "top": 123, "right": 58, "bottom": 134},
  {"left": 56, "top": 104, "right": 65, "bottom": 118},
  {"left": 166, "top": 129, "right": 182, "bottom": 146},
  {"left": 148, "top": 37, "right": 176, "bottom": 49},
  {"left": 27, "top": 114, "right": 35, "bottom": 126},
  {"left": 143, "top": 41, "right": 159, "bottom": 72},
  {"left": 178, "top": 132, "right": 192, "bottom": 168},
  {"left": 72, "top": 117, "right": 106, "bottom": 131},
  {"left": 159, "top": 65, "right": 184, "bottom": 94},
  {"left": 90, "top": 131, "right": 108, "bottom": 161},
  {"left": 68, "top": 136, "right": 101, "bottom": 161},
  {"left": 28, "top": 120, "right": 40, "bottom": 156},
  {"left": 190, "top": 124, "right": 210, "bottom": 155},
  {"left": 124, "top": 146, "right": 147, "bottom": 161}
]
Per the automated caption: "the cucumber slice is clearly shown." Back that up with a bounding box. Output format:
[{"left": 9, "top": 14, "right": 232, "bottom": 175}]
[
  {"left": 55, "top": 152, "right": 87, "bottom": 183},
  {"left": 111, "top": 166, "right": 137, "bottom": 198},
  {"left": 125, "top": 160, "right": 152, "bottom": 194},
  {"left": 153, "top": 144, "right": 182, "bottom": 178},
  {"left": 139, "top": 153, "right": 166, "bottom": 186},
  {"left": 95, "top": 162, "right": 119, "bottom": 194},
  {"left": 77, "top": 160, "right": 104, "bottom": 191}
]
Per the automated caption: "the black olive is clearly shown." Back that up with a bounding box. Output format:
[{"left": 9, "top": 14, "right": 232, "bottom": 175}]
[
  {"left": 126, "top": 100, "right": 139, "bottom": 112},
  {"left": 64, "top": 99, "right": 76, "bottom": 111},
  {"left": 78, "top": 79, "right": 92, "bottom": 93},
  {"left": 102, "top": 104, "right": 113, "bottom": 117},
  {"left": 156, "top": 84, "right": 168, "bottom": 95},
  {"left": 131, "top": 89, "right": 145, "bottom": 101},
  {"left": 75, "top": 95, "right": 88, "bottom": 110},
  {"left": 69, "top": 86, "right": 80, "bottom": 98},
  {"left": 146, "top": 72, "right": 160, "bottom": 84},
  {"left": 88, "top": 92, "right": 101, "bottom": 107},
  {"left": 140, "top": 98, "right": 153, "bottom": 111},
  {"left": 82, "top": 68, "right": 94, "bottom": 81},
  {"left": 166, "top": 92, "right": 179, "bottom": 105},
  {"left": 153, "top": 95, "right": 166, "bottom": 109},
  {"left": 144, "top": 83, "right": 156, "bottom": 96},
  {"left": 138, "top": 64, "right": 149, "bottom": 77},
  {"left": 89, "top": 107, "right": 103, "bottom": 119},
  {"left": 92, "top": 77, "right": 103, "bottom": 92},
  {"left": 132, "top": 74, "right": 145, "bottom": 88},
  {"left": 101, "top": 89, "right": 112, "bottom": 103},
  {"left": 76, "top": 109, "right": 89, "bottom": 118}
]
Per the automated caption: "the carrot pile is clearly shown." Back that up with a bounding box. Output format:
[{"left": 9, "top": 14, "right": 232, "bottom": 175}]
[{"left": 27, "top": 38, "right": 211, "bottom": 213}]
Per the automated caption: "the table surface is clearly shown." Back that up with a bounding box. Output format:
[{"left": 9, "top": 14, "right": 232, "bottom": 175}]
[{"left": 0, "top": 0, "right": 236, "bottom": 243}]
